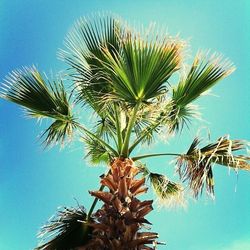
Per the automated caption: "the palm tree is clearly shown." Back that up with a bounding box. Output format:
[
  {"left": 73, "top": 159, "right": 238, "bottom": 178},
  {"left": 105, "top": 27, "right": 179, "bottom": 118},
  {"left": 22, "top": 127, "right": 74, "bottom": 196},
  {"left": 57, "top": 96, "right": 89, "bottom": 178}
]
[{"left": 1, "top": 14, "right": 249, "bottom": 250}]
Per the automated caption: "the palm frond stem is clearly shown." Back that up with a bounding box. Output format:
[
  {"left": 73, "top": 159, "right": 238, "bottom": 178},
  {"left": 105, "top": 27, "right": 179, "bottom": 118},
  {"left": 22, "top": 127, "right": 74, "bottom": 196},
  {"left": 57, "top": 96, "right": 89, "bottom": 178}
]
[
  {"left": 121, "top": 102, "right": 141, "bottom": 157},
  {"left": 129, "top": 120, "right": 161, "bottom": 154},
  {"left": 114, "top": 104, "right": 123, "bottom": 154},
  {"left": 132, "top": 153, "right": 181, "bottom": 161},
  {"left": 77, "top": 123, "right": 118, "bottom": 156}
]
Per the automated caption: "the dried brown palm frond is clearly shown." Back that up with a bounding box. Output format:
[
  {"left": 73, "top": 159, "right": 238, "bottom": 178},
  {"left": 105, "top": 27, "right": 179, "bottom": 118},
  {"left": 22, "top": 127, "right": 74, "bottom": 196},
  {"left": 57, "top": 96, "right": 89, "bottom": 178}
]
[
  {"left": 36, "top": 206, "right": 93, "bottom": 250},
  {"left": 176, "top": 136, "right": 250, "bottom": 198}
]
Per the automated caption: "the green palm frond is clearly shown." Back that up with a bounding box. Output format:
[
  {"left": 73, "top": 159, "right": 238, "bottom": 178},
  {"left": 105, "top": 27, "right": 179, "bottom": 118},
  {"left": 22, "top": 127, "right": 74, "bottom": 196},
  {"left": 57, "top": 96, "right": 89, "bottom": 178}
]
[
  {"left": 82, "top": 133, "right": 115, "bottom": 165},
  {"left": 36, "top": 206, "right": 92, "bottom": 250},
  {"left": 176, "top": 136, "right": 250, "bottom": 198},
  {"left": 149, "top": 173, "right": 185, "bottom": 208},
  {"left": 93, "top": 104, "right": 117, "bottom": 142},
  {"left": 41, "top": 119, "right": 78, "bottom": 147},
  {"left": 133, "top": 102, "right": 163, "bottom": 146},
  {"left": 59, "top": 14, "right": 122, "bottom": 110},
  {"left": 171, "top": 52, "right": 235, "bottom": 131},
  {"left": 129, "top": 99, "right": 173, "bottom": 153},
  {"left": 63, "top": 14, "right": 122, "bottom": 62},
  {"left": 0, "top": 67, "right": 77, "bottom": 146},
  {"left": 61, "top": 14, "right": 183, "bottom": 108},
  {"left": 100, "top": 31, "right": 182, "bottom": 105},
  {"left": 168, "top": 102, "right": 200, "bottom": 132},
  {"left": 1, "top": 67, "right": 69, "bottom": 118},
  {"left": 94, "top": 116, "right": 116, "bottom": 141}
]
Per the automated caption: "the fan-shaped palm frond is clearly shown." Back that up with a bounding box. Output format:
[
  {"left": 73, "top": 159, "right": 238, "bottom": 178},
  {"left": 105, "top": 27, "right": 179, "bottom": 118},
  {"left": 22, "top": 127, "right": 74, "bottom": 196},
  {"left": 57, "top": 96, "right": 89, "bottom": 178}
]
[
  {"left": 0, "top": 67, "right": 77, "bottom": 146},
  {"left": 176, "top": 136, "right": 250, "bottom": 198},
  {"left": 171, "top": 52, "right": 235, "bottom": 131},
  {"left": 59, "top": 14, "right": 123, "bottom": 111},
  {"left": 42, "top": 119, "right": 78, "bottom": 147},
  {"left": 149, "top": 173, "right": 185, "bottom": 208},
  {"left": 36, "top": 206, "right": 92, "bottom": 250},
  {"left": 100, "top": 31, "right": 182, "bottom": 105}
]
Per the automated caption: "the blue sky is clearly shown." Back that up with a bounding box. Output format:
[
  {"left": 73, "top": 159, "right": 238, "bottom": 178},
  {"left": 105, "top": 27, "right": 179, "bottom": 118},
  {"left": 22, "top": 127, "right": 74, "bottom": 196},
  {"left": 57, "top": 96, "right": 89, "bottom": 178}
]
[{"left": 0, "top": 1, "right": 249, "bottom": 249}]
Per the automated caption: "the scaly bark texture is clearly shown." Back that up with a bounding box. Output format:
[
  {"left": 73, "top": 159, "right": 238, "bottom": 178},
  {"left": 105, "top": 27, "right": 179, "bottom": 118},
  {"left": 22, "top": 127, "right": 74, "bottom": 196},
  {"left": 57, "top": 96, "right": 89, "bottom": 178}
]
[{"left": 83, "top": 158, "right": 159, "bottom": 250}]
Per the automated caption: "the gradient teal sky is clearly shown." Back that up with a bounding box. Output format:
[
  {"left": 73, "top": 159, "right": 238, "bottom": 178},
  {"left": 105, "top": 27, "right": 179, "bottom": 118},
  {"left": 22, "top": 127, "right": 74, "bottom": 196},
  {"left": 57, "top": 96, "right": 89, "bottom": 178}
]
[{"left": 0, "top": 1, "right": 250, "bottom": 249}]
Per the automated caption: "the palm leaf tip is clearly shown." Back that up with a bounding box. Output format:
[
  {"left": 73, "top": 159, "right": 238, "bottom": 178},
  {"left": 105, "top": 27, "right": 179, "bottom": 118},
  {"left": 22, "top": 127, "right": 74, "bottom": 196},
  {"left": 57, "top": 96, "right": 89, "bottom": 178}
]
[
  {"left": 149, "top": 173, "right": 185, "bottom": 208},
  {"left": 36, "top": 206, "right": 92, "bottom": 250},
  {"left": 176, "top": 136, "right": 250, "bottom": 198}
]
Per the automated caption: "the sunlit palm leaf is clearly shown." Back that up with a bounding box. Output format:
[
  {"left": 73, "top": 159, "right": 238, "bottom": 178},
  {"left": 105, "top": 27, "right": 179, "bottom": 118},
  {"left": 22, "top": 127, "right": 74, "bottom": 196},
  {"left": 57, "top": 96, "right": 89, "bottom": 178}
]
[
  {"left": 133, "top": 101, "right": 164, "bottom": 145},
  {"left": 149, "top": 173, "right": 185, "bottom": 208},
  {"left": 42, "top": 119, "right": 78, "bottom": 147},
  {"left": 171, "top": 52, "right": 235, "bottom": 131},
  {"left": 176, "top": 136, "right": 250, "bottom": 198},
  {"left": 129, "top": 98, "right": 173, "bottom": 153},
  {"left": 0, "top": 67, "right": 77, "bottom": 146},
  {"left": 92, "top": 104, "right": 117, "bottom": 142},
  {"left": 60, "top": 14, "right": 122, "bottom": 111},
  {"left": 100, "top": 31, "right": 182, "bottom": 105},
  {"left": 36, "top": 206, "right": 92, "bottom": 250},
  {"left": 168, "top": 102, "right": 200, "bottom": 132},
  {"left": 82, "top": 133, "right": 115, "bottom": 165}
]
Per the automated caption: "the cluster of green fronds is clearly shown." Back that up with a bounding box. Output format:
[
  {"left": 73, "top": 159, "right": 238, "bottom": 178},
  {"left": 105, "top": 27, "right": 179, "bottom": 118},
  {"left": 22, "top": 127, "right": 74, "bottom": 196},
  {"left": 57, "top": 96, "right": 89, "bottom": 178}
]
[{"left": 1, "top": 15, "right": 237, "bottom": 152}]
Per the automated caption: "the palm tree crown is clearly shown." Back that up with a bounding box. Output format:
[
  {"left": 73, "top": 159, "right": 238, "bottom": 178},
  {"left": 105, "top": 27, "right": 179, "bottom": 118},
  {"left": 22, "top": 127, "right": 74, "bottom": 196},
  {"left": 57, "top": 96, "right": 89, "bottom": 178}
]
[{"left": 1, "top": 14, "right": 249, "bottom": 249}]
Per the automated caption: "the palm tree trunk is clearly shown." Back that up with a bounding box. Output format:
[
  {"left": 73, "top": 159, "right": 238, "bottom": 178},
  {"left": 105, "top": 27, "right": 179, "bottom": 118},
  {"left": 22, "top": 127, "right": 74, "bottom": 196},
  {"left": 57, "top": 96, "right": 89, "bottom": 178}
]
[{"left": 82, "top": 158, "right": 159, "bottom": 250}]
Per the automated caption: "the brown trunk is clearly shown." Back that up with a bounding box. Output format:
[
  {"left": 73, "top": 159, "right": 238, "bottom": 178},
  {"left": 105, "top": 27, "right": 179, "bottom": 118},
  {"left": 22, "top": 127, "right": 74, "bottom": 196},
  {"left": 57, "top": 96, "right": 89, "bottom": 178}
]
[{"left": 82, "top": 158, "right": 159, "bottom": 250}]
